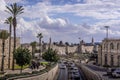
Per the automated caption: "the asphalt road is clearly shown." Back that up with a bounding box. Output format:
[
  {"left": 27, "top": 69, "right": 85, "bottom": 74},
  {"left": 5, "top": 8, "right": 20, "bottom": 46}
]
[{"left": 58, "top": 64, "right": 68, "bottom": 80}]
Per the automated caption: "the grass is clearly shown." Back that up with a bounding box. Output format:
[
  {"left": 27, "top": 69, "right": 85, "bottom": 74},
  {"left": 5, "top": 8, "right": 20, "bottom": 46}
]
[
  {"left": 41, "top": 62, "right": 49, "bottom": 66},
  {"left": 14, "top": 64, "right": 29, "bottom": 70}
]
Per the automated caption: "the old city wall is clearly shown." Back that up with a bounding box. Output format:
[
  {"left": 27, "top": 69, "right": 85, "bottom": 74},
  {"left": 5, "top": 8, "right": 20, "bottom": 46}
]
[{"left": 0, "top": 37, "right": 20, "bottom": 69}]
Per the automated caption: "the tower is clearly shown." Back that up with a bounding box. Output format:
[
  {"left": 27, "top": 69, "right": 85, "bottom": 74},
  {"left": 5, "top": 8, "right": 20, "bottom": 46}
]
[
  {"left": 49, "top": 37, "right": 51, "bottom": 48},
  {"left": 92, "top": 37, "right": 94, "bottom": 44}
]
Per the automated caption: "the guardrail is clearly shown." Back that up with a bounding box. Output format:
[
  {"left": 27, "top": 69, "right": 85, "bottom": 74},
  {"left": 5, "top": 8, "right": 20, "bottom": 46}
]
[{"left": 76, "top": 63, "right": 102, "bottom": 80}]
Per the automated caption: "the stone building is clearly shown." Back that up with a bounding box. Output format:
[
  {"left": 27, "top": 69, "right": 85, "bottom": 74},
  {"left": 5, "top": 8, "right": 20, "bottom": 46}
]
[
  {"left": 98, "top": 38, "right": 120, "bottom": 67},
  {"left": 0, "top": 37, "right": 20, "bottom": 69}
]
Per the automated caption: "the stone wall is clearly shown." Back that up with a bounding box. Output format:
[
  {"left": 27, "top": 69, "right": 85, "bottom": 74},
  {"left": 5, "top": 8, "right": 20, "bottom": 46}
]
[
  {"left": 0, "top": 37, "right": 20, "bottom": 69},
  {"left": 81, "top": 45, "right": 94, "bottom": 53}
]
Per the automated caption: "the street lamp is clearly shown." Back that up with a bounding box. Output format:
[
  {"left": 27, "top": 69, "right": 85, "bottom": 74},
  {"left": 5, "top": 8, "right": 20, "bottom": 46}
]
[
  {"left": 79, "top": 37, "right": 81, "bottom": 43},
  {"left": 78, "top": 37, "right": 81, "bottom": 53},
  {"left": 104, "top": 26, "right": 110, "bottom": 68},
  {"left": 104, "top": 26, "right": 109, "bottom": 39}
]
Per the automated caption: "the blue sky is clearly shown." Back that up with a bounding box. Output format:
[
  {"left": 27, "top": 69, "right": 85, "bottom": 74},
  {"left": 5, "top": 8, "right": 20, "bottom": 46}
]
[{"left": 1, "top": 0, "right": 120, "bottom": 43}]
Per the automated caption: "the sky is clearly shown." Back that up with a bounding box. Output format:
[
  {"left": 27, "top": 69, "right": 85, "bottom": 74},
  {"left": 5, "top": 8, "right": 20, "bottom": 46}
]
[{"left": 0, "top": 0, "right": 120, "bottom": 43}]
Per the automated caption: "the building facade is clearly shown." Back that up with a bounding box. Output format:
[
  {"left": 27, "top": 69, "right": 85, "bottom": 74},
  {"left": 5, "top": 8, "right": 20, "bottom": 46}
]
[{"left": 98, "top": 39, "right": 120, "bottom": 67}]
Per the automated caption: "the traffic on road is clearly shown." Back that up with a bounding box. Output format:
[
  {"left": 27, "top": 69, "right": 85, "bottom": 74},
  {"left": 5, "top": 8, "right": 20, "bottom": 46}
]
[{"left": 57, "top": 60, "right": 83, "bottom": 80}]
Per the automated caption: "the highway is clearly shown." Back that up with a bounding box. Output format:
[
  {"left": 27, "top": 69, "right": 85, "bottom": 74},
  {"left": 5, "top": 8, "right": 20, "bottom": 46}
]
[
  {"left": 57, "top": 61, "right": 84, "bottom": 80},
  {"left": 58, "top": 64, "right": 68, "bottom": 80}
]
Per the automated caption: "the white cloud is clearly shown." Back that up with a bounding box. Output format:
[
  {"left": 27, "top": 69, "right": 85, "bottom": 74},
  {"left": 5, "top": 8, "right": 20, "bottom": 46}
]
[
  {"left": 1, "top": 0, "right": 120, "bottom": 43},
  {"left": 0, "top": 0, "right": 6, "bottom": 11},
  {"left": 4, "top": 0, "right": 24, "bottom": 4}
]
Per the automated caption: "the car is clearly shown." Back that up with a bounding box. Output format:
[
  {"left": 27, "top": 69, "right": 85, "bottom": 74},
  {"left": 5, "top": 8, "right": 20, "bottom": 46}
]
[
  {"left": 71, "top": 72, "right": 80, "bottom": 80},
  {"left": 74, "top": 72, "right": 80, "bottom": 79},
  {"left": 107, "top": 68, "right": 112, "bottom": 76},
  {"left": 59, "top": 64, "right": 66, "bottom": 69},
  {"left": 112, "top": 68, "right": 120, "bottom": 77}
]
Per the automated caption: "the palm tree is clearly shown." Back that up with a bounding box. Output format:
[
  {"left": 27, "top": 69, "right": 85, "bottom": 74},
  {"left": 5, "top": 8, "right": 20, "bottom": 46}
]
[
  {"left": 37, "top": 33, "right": 43, "bottom": 57},
  {"left": 4, "top": 16, "right": 13, "bottom": 69},
  {"left": 30, "top": 41, "right": 37, "bottom": 58},
  {"left": 0, "top": 30, "right": 9, "bottom": 72},
  {"left": 6, "top": 3, "right": 24, "bottom": 70}
]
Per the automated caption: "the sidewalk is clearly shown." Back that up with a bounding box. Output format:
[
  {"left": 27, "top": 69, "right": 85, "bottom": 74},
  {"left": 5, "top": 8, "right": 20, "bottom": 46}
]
[{"left": 3, "top": 66, "right": 45, "bottom": 75}]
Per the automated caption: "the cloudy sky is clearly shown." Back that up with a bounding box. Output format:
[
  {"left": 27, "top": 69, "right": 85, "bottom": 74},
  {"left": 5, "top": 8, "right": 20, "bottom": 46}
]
[{"left": 0, "top": 0, "right": 120, "bottom": 43}]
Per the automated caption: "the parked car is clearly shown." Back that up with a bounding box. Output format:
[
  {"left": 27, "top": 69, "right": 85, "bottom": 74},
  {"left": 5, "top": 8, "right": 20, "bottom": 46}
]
[
  {"left": 112, "top": 68, "right": 120, "bottom": 77},
  {"left": 107, "top": 68, "right": 115, "bottom": 75}
]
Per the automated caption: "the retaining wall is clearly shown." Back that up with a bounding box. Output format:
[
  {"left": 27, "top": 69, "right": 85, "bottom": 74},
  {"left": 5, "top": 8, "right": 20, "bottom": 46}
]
[
  {"left": 16, "top": 64, "right": 59, "bottom": 80},
  {"left": 76, "top": 63, "right": 102, "bottom": 80}
]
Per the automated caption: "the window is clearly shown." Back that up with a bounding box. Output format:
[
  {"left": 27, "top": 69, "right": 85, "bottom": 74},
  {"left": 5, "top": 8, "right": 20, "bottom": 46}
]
[
  {"left": 111, "top": 55, "right": 114, "bottom": 66},
  {"left": 117, "top": 43, "right": 119, "bottom": 50},
  {"left": 103, "top": 43, "right": 106, "bottom": 49},
  {"left": 105, "top": 54, "right": 107, "bottom": 65},
  {"left": 104, "top": 44, "right": 106, "bottom": 49},
  {"left": 110, "top": 43, "right": 114, "bottom": 50}
]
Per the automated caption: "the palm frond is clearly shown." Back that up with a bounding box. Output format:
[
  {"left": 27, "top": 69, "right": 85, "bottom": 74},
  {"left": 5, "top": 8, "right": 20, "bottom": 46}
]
[
  {"left": 6, "top": 6, "right": 13, "bottom": 14},
  {"left": 4, "top": 16, "right": 13, "bottom": 24}
]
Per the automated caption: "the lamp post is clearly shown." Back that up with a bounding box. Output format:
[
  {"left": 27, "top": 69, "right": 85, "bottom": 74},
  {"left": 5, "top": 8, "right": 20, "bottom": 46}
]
[
  {"left": 104, "top": 26, "right": 109, "bottom": 67},
  {"left": 104, "top": 26, "right": 109, "bottom": 40},
  {"left": 78, "top": 37, "right": 81, "bottom": 53}
]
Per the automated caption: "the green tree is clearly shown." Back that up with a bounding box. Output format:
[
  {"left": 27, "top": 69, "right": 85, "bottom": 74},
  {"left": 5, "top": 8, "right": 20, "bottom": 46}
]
[
  {"left": 42, "top": 48, "right": 59, "bottom": 62},
  {"left": 30, "top": 41, "right": 37, "bottom": 58},
  {"left": 4, "top": 16, "right": 13, "bottom": 69},
  {"left": 37, "top": 33, "right": 43, "bottom": 55},
  {"left": 0, "top": 30, "right": 9, "bottom": 72},
  {"left": 14, "top": 48, "right": 31, "bottom": 73},
  {"left": 6, "top": 3, "right": 24, "bottom": 70}
]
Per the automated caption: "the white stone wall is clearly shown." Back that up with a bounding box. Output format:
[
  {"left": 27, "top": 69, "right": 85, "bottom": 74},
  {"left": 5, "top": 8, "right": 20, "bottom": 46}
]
[{"left": 81, "top": 45, "right": 94, "bottom": 53}]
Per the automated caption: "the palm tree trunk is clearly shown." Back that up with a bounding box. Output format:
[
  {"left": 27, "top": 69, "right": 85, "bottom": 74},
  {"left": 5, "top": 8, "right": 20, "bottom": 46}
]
[
  {"left": 39, "top": 38, "right": 41, "bottom": 53},
  {"left": 40, "top": 38, "right": 42, "bottom": 56},
  {"left": 32, "top": 47, "right": 33, "bottom": 58},
  {"left": 39, "top": 38, "right": 41, "bottom": 59},
  {"left": 8, "top": 24, "right": 11, "bottom": 69},
  {"left": 20, "top": 65, "right": 23, "bottom": 73},
  {"left": 1, "top": 40, "right": 5, "bottom": 72},
  {"left": 12, "top": 17, "right": 17, "bottom": 70}
]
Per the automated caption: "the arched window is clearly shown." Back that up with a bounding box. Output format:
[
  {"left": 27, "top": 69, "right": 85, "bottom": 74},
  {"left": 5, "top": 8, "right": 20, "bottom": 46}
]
[
  {"left": 117, "top": 43, "right": 119, "bottom": 50},
  {"left": 110, "top": 43, "right": 114, "bottom": 50},
  {"left": 104, "top": 43, "right": 106, "bottom": 49}
]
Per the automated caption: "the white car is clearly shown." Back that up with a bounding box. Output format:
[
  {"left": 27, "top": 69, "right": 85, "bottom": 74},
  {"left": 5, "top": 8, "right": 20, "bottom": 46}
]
[
  {"left": 59, "top": 64, "right": 66, "bottom": 69},
  {"left": 112, "top": 68, "right": 120, "bottom": 77}
]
